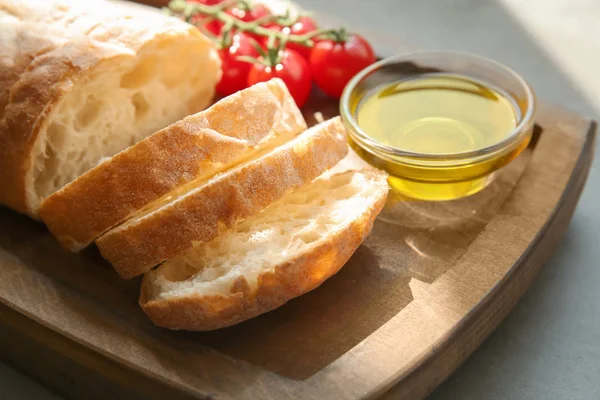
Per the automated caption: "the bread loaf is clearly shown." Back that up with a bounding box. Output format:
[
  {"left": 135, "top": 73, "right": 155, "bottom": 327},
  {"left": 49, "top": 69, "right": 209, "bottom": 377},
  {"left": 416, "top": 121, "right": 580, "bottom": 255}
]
[
  {"left": 2, "top": 0, "right": 391, "bottom": 333},
  {"left": 0, "top": 0, "right": 221, "bottom": 217},
  {"left": 140, "top": 169, "right": 389, "bottom": 331},
  {"left": 97, "top": 117, "right": 349, "bottom": 279},
  {"left": 39, "top": 79, "right": 306, "bottom": 251}
]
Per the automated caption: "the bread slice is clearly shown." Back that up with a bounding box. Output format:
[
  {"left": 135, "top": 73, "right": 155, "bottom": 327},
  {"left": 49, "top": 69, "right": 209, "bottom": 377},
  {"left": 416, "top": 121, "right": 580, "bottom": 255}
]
[
  {"left": 140, "top": 169, "right": 389, "bottom": 331},
  {"left": 96, "top": 117, "right": 350, "bottom": 279},
  {"left": 0, "top": 0, "right": 220, "bottom": 217},
  {"left": 39, "top": 79, "right": 306, "bottom": 252}
]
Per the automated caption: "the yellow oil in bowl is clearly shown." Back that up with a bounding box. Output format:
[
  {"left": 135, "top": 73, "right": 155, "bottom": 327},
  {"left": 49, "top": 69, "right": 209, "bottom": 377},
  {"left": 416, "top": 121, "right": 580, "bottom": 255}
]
[
  {"left": 357, "top": 75, "right": 518, "bottom": 155},
  {"left": 341, "top": 53, "right": 536, "bottom": 202},
  {"left": 352, "top": 74, "right": 525, "bottom": 200}
]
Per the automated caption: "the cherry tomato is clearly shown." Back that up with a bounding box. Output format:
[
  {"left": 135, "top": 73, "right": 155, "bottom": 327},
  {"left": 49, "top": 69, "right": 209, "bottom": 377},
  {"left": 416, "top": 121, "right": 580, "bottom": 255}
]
[
  {"left": 216, "top": 33, "right": 260, "bottom": 96},
  {"left": 189, "top": 1, "right": 226, "bottom": 35},
  {"left": 225, "top": 4, "right": 270, "bottom": 42},
  {"left": 310, "top": 34, "right": 376, "bottom": 98},
  {"left": 247, "top": 49, "right": 312, "bottom": 107},
  {"left": 190, "top": 15, "right": 223, "bottom": 36},
  {"left": 226, "top": 4, "right": 270, "bottom": 23},
  {"left": 189, "top": 0, "right": 224, "bottom": 4},
  {"left": 261, "top": 16, "right": 317, "bottom": 59}
]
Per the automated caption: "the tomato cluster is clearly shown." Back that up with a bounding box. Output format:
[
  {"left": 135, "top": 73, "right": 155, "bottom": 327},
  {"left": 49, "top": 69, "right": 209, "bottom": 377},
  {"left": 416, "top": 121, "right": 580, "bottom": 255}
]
[{"left": 187, "top": 0, "right": 376, "bottom": 107}]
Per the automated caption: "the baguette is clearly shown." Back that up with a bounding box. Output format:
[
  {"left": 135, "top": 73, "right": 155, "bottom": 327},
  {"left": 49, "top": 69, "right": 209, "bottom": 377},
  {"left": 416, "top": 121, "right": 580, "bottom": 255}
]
[
  {"left": 39, "top": 79, "right": 306, "bottom": 252},
  {"left": 0, "top": 0, "right": 220, "bottom": 217},
  {"left": 96, "top": 117, "right": 349, "bottom": 279},
  {"left": 140, "top": 169, "right": 389, "bottom": 331}
]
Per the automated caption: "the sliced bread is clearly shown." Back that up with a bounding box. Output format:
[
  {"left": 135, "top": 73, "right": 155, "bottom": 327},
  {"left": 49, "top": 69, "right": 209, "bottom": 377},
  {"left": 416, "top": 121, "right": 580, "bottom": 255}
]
[
  {"left": 140, "top": 169, "right": 389, "bottom": 331},
  {"left": 39, "top": 79, "right": 306, "bottom": 252},
  {"left": 96, "top": 117, "right": 350, "bottom": 279},
  {"left": 0, "top": 0, "right": 220, "bottom": 217}
]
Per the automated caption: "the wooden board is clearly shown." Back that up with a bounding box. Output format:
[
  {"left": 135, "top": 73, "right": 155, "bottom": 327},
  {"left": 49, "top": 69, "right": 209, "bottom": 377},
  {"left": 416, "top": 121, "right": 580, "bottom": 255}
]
[
  {"left": 0, "top": 97, "right": 595, "bottom": 400},
  {"left": 0, "top": 3, "right": 597, "bottom": 399}
]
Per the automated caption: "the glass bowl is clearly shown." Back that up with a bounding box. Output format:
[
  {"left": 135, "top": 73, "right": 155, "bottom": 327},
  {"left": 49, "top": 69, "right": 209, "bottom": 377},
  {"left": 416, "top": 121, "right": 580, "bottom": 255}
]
[{"left": 340, "top": 51, "right": 537, "bottom": 201}]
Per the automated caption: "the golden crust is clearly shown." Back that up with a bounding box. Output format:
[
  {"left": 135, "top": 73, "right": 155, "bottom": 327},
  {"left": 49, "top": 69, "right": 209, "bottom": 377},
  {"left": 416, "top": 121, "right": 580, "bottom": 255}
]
[
  {"left": 96, "top": 118, "right": 349, "bottom": 279},
  {"left": 38, "top": 79, "right": 306, "bottom": 251},
  {"left": 0, "top": 0, "right": 218, "bottom": 217},
  {"left": 0, "top": 20, "right": 113, "bottom": 216},
  {"left": 139, "top": 170, "right": 389, "bottom": 331}
]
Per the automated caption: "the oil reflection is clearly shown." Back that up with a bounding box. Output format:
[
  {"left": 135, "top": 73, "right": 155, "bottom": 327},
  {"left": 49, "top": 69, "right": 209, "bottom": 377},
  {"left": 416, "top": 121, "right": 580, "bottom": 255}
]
[
  {"left": 379, "top": 174, "right": 502, "bottom": 229},
  {"left": 376, "top": 123, "right": 541, "bottom": 230},
  {"left": 367, "top": 143, "right": 533, "bottom": 289}
]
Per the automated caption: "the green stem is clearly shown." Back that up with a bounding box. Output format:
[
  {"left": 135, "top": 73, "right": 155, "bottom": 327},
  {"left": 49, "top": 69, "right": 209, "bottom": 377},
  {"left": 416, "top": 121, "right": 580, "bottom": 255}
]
[
  {"left": 167, "top": 0, "right": 340, "bottom": 47},
  {"left": 220, "top": 18, "right": 236, "bottom": 48},
  {"left": 330, "top": 27, "right": 348, "bottom": 43}
]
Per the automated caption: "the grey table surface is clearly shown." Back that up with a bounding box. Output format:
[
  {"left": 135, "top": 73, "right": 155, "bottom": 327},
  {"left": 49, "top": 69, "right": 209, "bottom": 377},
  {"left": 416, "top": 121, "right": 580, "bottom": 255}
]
[{"left": 2, "top": 0, "right": 599, "bottom": 399}]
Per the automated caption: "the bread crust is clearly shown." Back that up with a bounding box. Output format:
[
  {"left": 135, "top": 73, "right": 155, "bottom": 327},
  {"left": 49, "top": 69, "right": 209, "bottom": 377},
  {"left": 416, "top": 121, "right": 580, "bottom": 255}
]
[
  {"left": 139, "top": 170, "right": 388, "bottom": 331},
  {"left": 0, "top": 0, "right": 219, "bottom": 217},
  {"left": 0, "top": 19, "right": 112, "bottom": 216},
  {"left": 96, "top": 118, "right": 349, "bottom": 279},
  {"left": 38, "top": 79, "right": 306, "bottom": 251}
]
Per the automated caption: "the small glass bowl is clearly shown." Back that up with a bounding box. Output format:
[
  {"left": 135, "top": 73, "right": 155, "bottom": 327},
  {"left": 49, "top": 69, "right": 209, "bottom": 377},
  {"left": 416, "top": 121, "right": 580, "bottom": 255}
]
[{"left": 340, "top": 51, "right": 537, "bottom": 201}]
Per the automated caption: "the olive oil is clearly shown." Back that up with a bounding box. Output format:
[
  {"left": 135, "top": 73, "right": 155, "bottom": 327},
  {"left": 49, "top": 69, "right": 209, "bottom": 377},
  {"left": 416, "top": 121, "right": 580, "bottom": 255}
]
[
  {"left": 351, "top": 73, "right": 529, "bottom": 201},
  {"left": 357, "top": 74, "right": 519, "bottom": 155}
]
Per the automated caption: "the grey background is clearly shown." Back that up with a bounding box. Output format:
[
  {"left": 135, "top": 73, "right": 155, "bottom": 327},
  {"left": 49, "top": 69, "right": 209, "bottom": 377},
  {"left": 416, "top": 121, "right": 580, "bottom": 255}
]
[{"left": 1, "top": 0, "right": 599, "bottom": 399}]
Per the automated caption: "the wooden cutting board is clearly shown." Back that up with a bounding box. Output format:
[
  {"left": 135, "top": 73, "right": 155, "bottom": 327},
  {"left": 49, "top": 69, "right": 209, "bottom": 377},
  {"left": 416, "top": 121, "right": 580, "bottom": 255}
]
[{"left": 0, "top": 3, "right": 596, "bottom": 400}]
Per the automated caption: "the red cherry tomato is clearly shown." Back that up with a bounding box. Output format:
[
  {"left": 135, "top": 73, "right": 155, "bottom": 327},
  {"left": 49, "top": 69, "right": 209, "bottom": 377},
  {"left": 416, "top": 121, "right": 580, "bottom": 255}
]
[
  {"left": 189, "top": 1, "right": 226, "bottom": 36},
  {"left": 261, "top": 16, "right": 317, "bottom": 59},
  {"left": 226, "top": 4, "right": 270, "bottom": 23},
  {"left": 216, "top": 33, "right": 260, "bottom": 96},
  {"left": 310, "top": 34, "right": 376, "bottom": 98},
  {"left": 286, "top": 17, "right": 318, "bottom": 58},
  {"left": 190, "top": 14, "right": 223, "bottom": 36},
  {"left": 226, "top": 4, "right": 271, "bottom": 42},
  {"left": 247, "top": 49, "right": 312, "bottom": 107},
  {"left": 189, "top": 0, "right": 224, "bottom": 4}
]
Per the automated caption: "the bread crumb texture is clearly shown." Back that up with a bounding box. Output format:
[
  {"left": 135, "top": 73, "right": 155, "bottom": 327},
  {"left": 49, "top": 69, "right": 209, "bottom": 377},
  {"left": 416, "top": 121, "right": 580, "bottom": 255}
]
[
  {"left": 141, "top": 169, "right": 388, "bottom": 330},
  {"left": 0, "top": 0, "right": 220, "bottom": 215}
]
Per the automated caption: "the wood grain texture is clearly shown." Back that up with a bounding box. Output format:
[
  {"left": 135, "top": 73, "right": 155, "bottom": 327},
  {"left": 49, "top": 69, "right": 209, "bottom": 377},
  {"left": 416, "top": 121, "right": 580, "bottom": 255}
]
[
  {"left": 0, "top": 99, "right": 595, "bottom": 399},
  {"left": 0, "top": 2, "right": 596, "bottom": 399}
]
